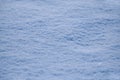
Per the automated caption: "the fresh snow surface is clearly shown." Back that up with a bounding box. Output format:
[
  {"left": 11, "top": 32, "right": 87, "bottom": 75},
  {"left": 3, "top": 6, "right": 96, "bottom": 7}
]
[{"left": 0, "top": 0, "right": 120, "bottom": 80}]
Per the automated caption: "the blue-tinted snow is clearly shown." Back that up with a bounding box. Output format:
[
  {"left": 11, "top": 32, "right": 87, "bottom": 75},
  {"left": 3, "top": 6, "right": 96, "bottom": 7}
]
[{"left": 0, "top": 0, "right": 120, "bottom": 80}]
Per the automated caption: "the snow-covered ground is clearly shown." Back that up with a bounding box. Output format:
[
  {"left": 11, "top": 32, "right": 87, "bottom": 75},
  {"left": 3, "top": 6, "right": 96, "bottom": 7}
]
[{"left": 0, "top": 0, "right": 120, "bottom": 80}]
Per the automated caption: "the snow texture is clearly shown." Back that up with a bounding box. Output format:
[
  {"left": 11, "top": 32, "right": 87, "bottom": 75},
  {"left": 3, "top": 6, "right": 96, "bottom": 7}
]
[{"left": 0, "top": 0, "right": 120, "bottom": 80}]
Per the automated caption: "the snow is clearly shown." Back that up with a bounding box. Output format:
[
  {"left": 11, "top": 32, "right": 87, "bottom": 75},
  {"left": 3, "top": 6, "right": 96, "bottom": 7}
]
[{"left": 0, "top": 0, "right": 120, "bottom": 80}]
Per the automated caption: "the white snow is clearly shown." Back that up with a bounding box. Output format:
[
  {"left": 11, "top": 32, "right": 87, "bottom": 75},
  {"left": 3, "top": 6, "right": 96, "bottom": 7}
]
[{"left": 0, "top": 0, "right": 120, "bottom": 80}]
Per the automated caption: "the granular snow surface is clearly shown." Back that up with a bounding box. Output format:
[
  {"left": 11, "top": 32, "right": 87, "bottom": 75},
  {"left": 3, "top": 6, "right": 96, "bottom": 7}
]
[{"left": 0, "top": 0, "right": 120, "bottom": 80}]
